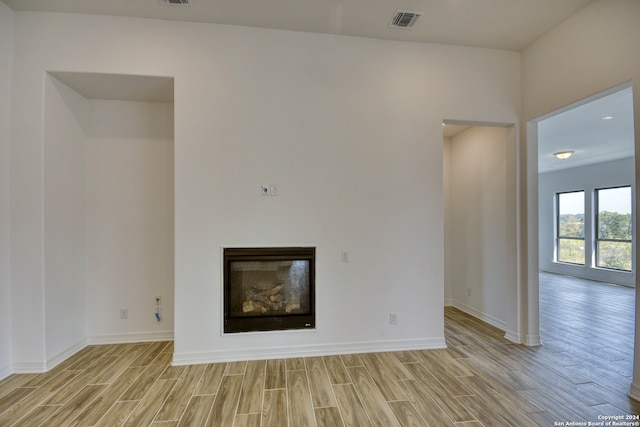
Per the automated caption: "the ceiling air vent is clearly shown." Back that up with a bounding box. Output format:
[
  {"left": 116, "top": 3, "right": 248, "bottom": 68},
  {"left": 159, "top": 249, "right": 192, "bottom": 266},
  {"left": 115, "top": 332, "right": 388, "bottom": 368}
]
[
  {"left": 390, "top": 10, "right": 423, "bottom": 28},
  {"left": 160, "top": 0, "right": 191, "bottom": 5}
]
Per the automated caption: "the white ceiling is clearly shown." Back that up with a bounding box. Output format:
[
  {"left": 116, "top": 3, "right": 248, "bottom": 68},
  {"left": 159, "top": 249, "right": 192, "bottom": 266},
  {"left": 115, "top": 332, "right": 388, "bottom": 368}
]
[
  {"left": 2, "top": 0, "right": 592, "bottom": 51},
  {"left": 538, "top": 86, "right": 635, "bottom": 173}
]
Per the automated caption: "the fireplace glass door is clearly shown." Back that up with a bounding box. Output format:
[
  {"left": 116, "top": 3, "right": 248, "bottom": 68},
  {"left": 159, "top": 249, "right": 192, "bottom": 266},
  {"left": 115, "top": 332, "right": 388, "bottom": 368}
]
[{"left": 224, "top": 247, "right": 315, "bottom": 333}]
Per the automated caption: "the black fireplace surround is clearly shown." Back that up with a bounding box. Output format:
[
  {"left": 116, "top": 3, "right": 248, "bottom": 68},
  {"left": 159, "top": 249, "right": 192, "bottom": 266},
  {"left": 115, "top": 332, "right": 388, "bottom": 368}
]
[{"left": 223, "top": 247, "right": 315, "bottom": 333}]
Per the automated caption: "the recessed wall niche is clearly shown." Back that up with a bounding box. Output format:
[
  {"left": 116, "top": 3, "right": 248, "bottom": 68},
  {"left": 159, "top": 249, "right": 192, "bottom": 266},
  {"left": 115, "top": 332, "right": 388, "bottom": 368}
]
[{"left": 44, "top": 72, "right": 174, "bottom": 350}]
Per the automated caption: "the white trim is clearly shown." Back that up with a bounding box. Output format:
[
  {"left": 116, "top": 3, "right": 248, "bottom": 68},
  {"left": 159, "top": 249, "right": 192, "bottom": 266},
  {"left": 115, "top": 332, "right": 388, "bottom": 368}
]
[
  {"left": 629, "top": 383, "right": 640, "bottom": 402},
  {"left": 172, "top": 337, "right": 446, "bottom": 366},
  {"left": 46, "top": 337, "right": 86, "bottom": 370},
  {"left": 523, "top": 334, "right": 542, "bottom": 346},
  {"left": 12, "top": 362, "right": 47, "bottom": 374},
  {"left": 449, "top": 300, "right": 507, "bottom": 332},
  {"left": 87, "top": 330, "right": 173, "bottom": 345},
  {"left": 0, "top": 363, "right": 12, "bottom": 380},
  {"left": 504, "top": 331, "right": 521, "bottom": 344}
]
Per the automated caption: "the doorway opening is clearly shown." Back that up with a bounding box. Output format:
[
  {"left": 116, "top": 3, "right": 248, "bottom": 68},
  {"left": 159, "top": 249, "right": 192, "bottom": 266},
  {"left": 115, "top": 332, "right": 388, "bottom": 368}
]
[
  {"left": 443, "top": 120, "right": 518, "bottom": 339},
  {"left": 535, "top": 82, "right": 635, "bottom": 350}
]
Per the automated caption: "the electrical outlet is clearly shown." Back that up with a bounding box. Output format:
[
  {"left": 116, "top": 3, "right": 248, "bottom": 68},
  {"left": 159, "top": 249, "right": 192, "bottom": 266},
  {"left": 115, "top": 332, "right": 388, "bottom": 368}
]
[
  {"left": 341, "top": 251, "right": 349, "bottom": 262},
  {"left": 120, "top": 308, "right": 128, "bottom": 319},
  {"left": 390, "top": 313, "right": 398, "bottom": 324}
]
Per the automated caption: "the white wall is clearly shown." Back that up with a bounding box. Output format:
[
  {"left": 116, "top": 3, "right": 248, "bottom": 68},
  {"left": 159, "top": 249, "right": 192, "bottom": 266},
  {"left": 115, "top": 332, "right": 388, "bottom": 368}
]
[
  {"left": 538, "top": 158, "right": 635, "bottom": 287},
  {"left": 521, "top": 0, "right": 640, "bottom": 397},
  {"left": 86, "top": 100, "right": 174, "bottom": 343},
  {"left": 445, "top": 126, "right": 517, "bottom": 331},
  {"left": 9, "top": 11, "right": 520, "bottom": 367},
  {"left": 0, "top": 2, "right": 13, "bottom": 379},
  {"left": 43, "top": 75, "right": 89, "bottom": 367}
]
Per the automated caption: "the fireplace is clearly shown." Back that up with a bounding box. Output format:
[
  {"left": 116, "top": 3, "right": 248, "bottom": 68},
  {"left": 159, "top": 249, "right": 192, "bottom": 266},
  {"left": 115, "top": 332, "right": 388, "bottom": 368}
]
[{"left": 223, "top": 247, "right": 315, "bottom": 333}]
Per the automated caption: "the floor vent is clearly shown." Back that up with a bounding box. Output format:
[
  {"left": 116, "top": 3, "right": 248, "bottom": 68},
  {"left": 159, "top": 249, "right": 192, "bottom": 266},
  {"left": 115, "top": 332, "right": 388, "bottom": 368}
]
[{"left": 390, "top": 10, "right": 423, "bottom": 28}]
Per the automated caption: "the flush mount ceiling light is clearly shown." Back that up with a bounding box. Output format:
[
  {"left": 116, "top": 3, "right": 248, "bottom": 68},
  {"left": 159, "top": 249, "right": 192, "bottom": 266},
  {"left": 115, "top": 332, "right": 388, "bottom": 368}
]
[
  {"left": 602, "top": 116, "right": 613, "bottom": 120},
  {"left": 554, "top": 151, "right": 574, "bottom": 160}
]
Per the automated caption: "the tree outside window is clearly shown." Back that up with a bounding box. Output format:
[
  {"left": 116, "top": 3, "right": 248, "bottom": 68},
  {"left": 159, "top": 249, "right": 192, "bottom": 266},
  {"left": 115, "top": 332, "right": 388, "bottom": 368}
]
[
  {"left": 596, "top": 186, "right": 632, "bottom": 271},
  {"left": 557, "top": 191, "right": 585, "bottom": 265}
]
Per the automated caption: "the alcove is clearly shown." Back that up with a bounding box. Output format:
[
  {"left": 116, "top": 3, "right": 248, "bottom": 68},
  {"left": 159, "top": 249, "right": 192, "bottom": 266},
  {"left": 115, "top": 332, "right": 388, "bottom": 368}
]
[{"left": 44, "top": 72, "right": 174, "bottom": 361}]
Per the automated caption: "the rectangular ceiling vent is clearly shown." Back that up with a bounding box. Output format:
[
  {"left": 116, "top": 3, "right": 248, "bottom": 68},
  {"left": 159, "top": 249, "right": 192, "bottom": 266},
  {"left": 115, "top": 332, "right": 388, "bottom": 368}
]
[
  {"left": 390, "top": 10, "right": 423, "bottom": 28},
  {"left": 160, "top": 0, "right": 191, "bottom": 5}
]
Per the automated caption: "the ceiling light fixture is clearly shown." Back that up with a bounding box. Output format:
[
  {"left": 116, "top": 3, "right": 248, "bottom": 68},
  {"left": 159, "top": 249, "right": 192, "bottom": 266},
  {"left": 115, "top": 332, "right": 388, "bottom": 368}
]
[
  {"left": 554, "top": 151, "right": 574, "bottom": 160},
  {"left": 601, "top": 116, "right": 613, "bottom": 120}
]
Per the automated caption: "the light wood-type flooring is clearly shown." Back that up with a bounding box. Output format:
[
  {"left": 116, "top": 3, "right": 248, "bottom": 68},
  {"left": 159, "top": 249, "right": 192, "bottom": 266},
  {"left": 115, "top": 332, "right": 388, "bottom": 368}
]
[{"left": 1, "top": 272, "right": 639, "bottom": 426}]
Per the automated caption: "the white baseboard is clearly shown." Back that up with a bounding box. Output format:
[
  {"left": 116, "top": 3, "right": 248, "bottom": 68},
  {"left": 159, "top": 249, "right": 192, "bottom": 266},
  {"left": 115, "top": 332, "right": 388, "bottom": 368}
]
[
  {"left": 629, "top": 383, "right": 640, "bottom": 402},
  {"left": 46, "top": 337, "right": 87, "bottom": 371},
  {"left": 504, "top": 330, "right": 521, "bottom": 344},
  {"left": 449, "top": 301, "right": 508, "bottom": 332},
  {"left": 172, "top": 337, "right": 446, "bottom": 366},
  {"left": 88, "top": 330, "right": 173, "bottom": 345},
  {"left": 0, "top": 362, "right": 12, "bottom": 381},
  {"left": 523, "top": 334, "right": 542, "bottom": 346},
  {"left": 12, "top": 361, "right": 48, "bottom": 374},
  {"left": 9, "top": 331, "right": 173, "bottom": 375}
]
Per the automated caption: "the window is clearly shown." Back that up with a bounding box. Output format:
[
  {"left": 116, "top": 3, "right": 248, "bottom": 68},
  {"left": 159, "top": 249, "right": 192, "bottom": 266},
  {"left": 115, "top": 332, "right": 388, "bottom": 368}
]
[
  {"left": 596, "top": 186, "right": 632, "bottom": 271},
  {"left": 557, "top": 191, "right": 585, "bottom": 265}
]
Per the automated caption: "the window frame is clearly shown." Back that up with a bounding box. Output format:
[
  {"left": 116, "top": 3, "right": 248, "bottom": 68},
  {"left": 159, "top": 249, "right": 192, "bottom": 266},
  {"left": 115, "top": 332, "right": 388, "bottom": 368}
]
[
  {"left": 595, "top": 185, "right": 632, "bottom": 272},
  {"left": 556, "top": 190, "right": 586, "bottom": 266}
]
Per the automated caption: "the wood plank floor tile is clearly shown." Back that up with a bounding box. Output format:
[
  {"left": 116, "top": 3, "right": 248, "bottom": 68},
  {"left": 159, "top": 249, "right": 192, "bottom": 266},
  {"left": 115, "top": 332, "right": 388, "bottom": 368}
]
[
  {"left": 234, "top": 413, "right": 262, "bottom": 427},
  {"left": 264, "top": 359, "right": 286, "bottom": 390},
  {"left": 387, "top": 400, "right": 426, "bottom": 427},
  {"left": 331, "top": 383, "right": 373, "bottom": 427},
  {"left": 0, "top": 387, "right": 36, "bottom": 414},
  {"left": 224, "top": 361, "right": 247, "bottom": 375},
  {"left": 176, "top": 394, "right": 215, "bottom": 427},
  {"left": 315, "top": 406, "right": 345, "bottom": 427},
  {"left": 236, "top": 360, "right": 266, "bottom": 415},
  {"left": 306, "top": 357, "right": 337, "bottom": 408},
  {"left": 0, "top": 272, "right": 638, "bottom": 427},
  {"left": 322, "top": 355, "right": 350, "bottom": 385},
  {"left": 0, "top": 375, "right": 37, "bottom": 397},
  {"left": 11, "top": 404, "right": 61, "bottom": 427},
  {"left": 155, "top": 363, "right": 207, "bottom": 421},
  {"left": 357, "top": 353, "right": 406, "bottom": 402},
  {"left": 401, "top": 363, "right": 476, "bottom": 422},
  {"left": 41, "top": 384, "right": 106, "bottom": 426},
  {"left": 119, "top": 352, "right": 173, "bottom": 401},
  {"left": 395, "top": 379, "right": 455, "bottom": 426},
  {"left": 287, "top": 369, "right": 316, "bottom": 427},
  {"left": 194, "top": 362, "right": 226, "bottom": 396},
  {"left": 262, "top": 389, "right": 288, "bottom": 427},
  {"left": 206, "top": 374, "right": 244, "bottom": 427},
  {"left": 67, "top": 366, "right": 146, "bottom": 427},
  {"left": 94, "top": 400, "right": 139, "bottom": 427},
  {"left": 129, "top": 341, "right": 168, "bottom": 367},
  {"left": 340, "top": 353, "right": 363, "bottom": 368},
  {"left": 123, "top": 378, "right": 177, "bottom": 426},
  {"left": 286, "top": 357, "right": 306, "bottom": 371},
  {"left": 346, "top": 366, "right": 400, "bottom": 427},
  {"left": 91, "top": 346, "right": 149, "bottom": 384}
]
